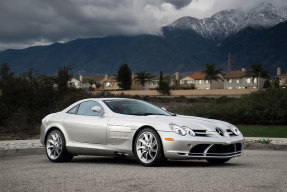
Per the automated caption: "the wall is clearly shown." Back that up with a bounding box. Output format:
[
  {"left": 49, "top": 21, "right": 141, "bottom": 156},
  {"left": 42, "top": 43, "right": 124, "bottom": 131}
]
[{"left": 108, "top": 89, "right": 258, "bottom": 96}]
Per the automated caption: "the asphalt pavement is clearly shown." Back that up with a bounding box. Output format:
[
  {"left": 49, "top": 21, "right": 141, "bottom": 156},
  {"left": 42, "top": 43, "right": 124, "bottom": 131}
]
[{"left": 0, "top": 150, "right": 286, "bottom": 192}]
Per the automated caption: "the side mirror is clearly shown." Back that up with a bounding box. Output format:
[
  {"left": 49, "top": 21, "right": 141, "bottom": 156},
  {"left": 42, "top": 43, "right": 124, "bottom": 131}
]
[
  {"left": 161, "top": 107, "right": 167, "bottom": 111},
  {"left": 92, "top": 106, "right": 104, "bottom": 115}
]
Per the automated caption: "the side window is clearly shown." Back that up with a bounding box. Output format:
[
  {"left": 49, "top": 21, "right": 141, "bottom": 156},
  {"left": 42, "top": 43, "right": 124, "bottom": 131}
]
[
  {"left": 67, "top": 104, "right": 79, "bottom": 114},
  {"left": 77, "top": 101, "right": 104, "bottom": 116}
]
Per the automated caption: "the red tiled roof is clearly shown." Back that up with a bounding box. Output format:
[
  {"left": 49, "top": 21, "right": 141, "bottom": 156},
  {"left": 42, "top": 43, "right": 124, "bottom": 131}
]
[
  {"left": 224, "top": 70, "right": 248, "bottom": 79},
  {"left": 184, "top": 72, "right": 206, "bottom": 80}
]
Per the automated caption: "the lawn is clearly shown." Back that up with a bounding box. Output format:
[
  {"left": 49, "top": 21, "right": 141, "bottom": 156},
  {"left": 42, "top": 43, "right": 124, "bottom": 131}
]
[{"left": 237, "top": 125, "right": 287, "bottom": 138}]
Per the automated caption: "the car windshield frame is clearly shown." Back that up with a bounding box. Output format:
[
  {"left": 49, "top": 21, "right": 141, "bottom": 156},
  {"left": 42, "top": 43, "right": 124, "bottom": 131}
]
[{"left": 103, "top": 99, "right": 172, "bottom": 116}]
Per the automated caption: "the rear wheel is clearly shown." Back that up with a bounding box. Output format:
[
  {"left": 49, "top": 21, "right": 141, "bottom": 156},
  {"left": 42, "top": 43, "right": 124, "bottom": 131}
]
[
  {"left": 134, "top": 128, "right": 165, "bottom": 166},
  {"left": 45, "top": 130, "right": 73, "bottom": 162},
  {"left": 206, "top": 158, "right": 231, "bottom": 164}
]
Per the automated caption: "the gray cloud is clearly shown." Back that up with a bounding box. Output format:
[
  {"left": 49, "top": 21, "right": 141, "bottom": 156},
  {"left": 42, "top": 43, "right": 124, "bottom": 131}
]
[
  {"left": 0, "top": 0, "right": 286, "bottom": 51},
  {"left": 165, "top": 0, "right": 193, "bottom": 9}
]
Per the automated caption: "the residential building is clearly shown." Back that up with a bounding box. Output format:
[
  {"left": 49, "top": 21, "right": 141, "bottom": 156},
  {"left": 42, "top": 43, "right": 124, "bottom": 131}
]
[
  {"left": 131, "top": 72, "right": 179, "bottom": 90},
  {"left": 68, "top": 75, "right": 105, "bottom": 90},
  {"left": 103, "top": 75, "right": 120, "bottom": 90},
  {"left": 180, "top": 75, "right": 195, "bottom": 89},
  {"left": 180, "top": 72, "right": 223, "bottom": 89},
  {"left": 274, "top": 67, "right": 287, "bottom": 87},
  {"left": 224, "top": 68, "right": 265, "bottom": 89}
]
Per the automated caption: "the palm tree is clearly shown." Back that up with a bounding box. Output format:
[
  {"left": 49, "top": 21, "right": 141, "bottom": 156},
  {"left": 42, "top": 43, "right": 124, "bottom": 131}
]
[
  {"left": 135, "top": 70, "right": 153, "bottom": 89},
  {"left": 202, "top": 64, "right": 223, "bottom": 83},
  {"left": 245, "top": 64, "right": 269, "bottom": 89}
]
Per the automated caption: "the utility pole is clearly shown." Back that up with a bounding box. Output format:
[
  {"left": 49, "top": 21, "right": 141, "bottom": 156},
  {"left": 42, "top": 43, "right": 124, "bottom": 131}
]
[{"left": 227, "top": 53, "right": 231, "bottom": 72}]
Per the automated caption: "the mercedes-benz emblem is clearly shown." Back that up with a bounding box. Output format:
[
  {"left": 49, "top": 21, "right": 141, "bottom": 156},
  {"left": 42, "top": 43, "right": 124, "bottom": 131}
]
[{"left": 215, "top": 127, "right": 224, "bottom": 136}]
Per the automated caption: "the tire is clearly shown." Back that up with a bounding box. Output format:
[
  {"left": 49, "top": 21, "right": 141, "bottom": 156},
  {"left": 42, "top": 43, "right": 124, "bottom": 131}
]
[
  {"left": 206, "top": 158, "right": 231, "bottom": 164},
  {"left": 133, "top": 128, "right": 166, "bottom": 166},
  {"left": 45, "top": 129, "right": 73, "bottom": 162}
]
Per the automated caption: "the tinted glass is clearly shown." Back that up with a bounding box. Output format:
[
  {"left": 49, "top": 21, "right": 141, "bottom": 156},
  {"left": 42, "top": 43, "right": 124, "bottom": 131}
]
[
  {"left": 67, "top": 104, "right": 79, "bottom": 114},
  {"left": 77, "top": 101, "right": 104, "bottom": 116},
  {"left": 104, "top": 100, "right": 171, "bottom": 116}
]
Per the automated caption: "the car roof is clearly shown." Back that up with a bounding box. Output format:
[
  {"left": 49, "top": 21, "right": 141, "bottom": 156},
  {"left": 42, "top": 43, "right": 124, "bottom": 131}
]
[{"left": 85, "top": 97, "right": 137, "bottom": 101}]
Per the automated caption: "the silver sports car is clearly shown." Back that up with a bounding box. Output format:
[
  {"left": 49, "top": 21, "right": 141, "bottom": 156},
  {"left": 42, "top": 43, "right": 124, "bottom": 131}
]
[{"left": 40, "top": 98, "right": 244, "bottom": 166}]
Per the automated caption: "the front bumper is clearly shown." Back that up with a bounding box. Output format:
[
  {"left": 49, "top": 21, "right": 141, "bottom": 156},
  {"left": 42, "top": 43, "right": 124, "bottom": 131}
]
[{"left": 158, "top": 131, "right": 244, "bottom": 160}]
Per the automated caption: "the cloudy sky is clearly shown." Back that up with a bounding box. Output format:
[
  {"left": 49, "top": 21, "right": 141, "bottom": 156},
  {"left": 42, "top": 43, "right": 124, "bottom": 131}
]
[{"left": 0, "top": 0, "right": 285, "bottom": 51}]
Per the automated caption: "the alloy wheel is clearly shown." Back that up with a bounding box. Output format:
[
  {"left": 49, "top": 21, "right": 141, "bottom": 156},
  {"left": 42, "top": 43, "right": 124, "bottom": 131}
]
[
  {"left": 46, "top": 132, "right": 63, "bottom": 160},
  {"left": 136, "top": 131, "right": 158, "bottom": 163}
]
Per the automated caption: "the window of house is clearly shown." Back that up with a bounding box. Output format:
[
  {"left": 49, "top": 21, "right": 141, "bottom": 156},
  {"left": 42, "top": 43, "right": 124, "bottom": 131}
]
[
  {"left": 205, "top": 80, "right": 209, "bottom": 84},
  {"left": 246, "top": 78, "right": 251, "bottom": 83},
  {"left": 199, "top": 80, "right": 202, "bottom": 84},
  {"left": 228, "top": 79, "right": 232, "bottom": 83},
  {"left": 105, "top": 82, "right": 114, "bottom": 87},
  {"left": 236, "top": 79, "right": 240, "bottom": 83},
  {"left": 187, "top": 80, "right": 193, "bottom": 84},
  {"left": 254, "top": 78, "right": 257, "bottom": 84}
]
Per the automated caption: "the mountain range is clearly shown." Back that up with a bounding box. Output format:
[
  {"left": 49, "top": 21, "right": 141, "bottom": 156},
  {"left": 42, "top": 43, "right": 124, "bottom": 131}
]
[{"left": 0, "top": 2, "right": 286, "bottom": 76}]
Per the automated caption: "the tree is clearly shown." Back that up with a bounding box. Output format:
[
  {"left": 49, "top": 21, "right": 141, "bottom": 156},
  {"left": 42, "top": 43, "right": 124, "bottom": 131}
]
[
  {"left": 55, "top": 65, "right": 73, "bottom": 93},
  {"left": 116, "top": 64, "right": 132, "bottom": 90},
  {"left": 245, "top": 64, "right": 269, "bottom": 89},
  {"left": 135, "top": 70, "right": 153, "bottom": 88},
  {"left": 263, "top": 79, "right": 271, "bottom": 88},
  {"left": 202, "top": 63, "right": 223, "bottom": 83},
  {"left": 157, "top": 71, "right": 171, "bottom": 95}
]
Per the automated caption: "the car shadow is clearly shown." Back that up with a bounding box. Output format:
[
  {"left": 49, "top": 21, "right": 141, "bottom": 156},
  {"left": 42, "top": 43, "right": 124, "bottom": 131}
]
[{"left": 69, "top": 156, "right": 243, "bottom": 167}]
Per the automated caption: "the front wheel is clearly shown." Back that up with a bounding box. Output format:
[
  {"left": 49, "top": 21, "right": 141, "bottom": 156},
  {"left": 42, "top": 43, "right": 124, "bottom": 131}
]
[
  {"left": 206, "top": 158, "right": 231, "bottom": 164},
  {"left": 134, "top": 128, "right": 166, "bottom": 166},
  {"left": 45, "top": 130, "right": 73, "bottom": 162}
]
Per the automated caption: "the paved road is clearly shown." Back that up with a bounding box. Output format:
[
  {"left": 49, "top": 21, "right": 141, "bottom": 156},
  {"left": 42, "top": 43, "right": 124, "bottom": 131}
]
[{"left": 0, "top": 150, "right": 286, "bottom": 192}]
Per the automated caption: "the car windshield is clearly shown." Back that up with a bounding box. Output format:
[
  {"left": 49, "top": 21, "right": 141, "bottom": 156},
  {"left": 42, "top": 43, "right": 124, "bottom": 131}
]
[{"left": 103, "top": 100, "right": 171, "bottom": 116}]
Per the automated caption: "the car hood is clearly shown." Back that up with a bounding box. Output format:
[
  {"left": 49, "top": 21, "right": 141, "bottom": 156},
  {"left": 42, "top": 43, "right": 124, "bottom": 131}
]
[{"left": 147, "top": 114, "right": 232, "bottom": 132}]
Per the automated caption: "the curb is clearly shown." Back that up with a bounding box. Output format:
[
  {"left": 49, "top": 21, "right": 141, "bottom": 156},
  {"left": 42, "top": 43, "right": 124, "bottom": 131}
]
[
  {"left": 243, "top": 142, "right": 287, "bottom": 151},
  {"left": 0, "top": 148, "right": 45, "bottom": 158},
  {"left": 0, "top": 143, "right": 286, "bottom": 158}
]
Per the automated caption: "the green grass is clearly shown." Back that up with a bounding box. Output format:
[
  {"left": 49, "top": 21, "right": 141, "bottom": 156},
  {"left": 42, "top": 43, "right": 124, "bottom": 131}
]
[{"left": 237, "top": 125, "right": 287, "bottom": 138}]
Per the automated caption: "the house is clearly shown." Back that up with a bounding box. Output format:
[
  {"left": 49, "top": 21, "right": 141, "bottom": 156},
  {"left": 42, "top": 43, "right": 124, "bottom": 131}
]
[
  {"left": 68, "top": 77, "right": 82, "bottom": 89},
  {"left": 224, "top": 68, "right": 265, "bottom": 89},
  {"left": 68, "top": 75, "right": 106, "bottom": 90},
  {"left": 180, "top": 75, "right": 195, "bottom": 89},
  {"left": 180, "top": 72, "right": 224, "bottom": 89},
  {"left": 103, "top": 75, "right": 120, "bottom": 90},
  {"left": 82, "top": 75, "right": 106, "bottom": 90},
  {"left": 274, "top": 67, "right": 287, "bottom": 87},
  {"left": 131, "top": 72, "right": 180, "bottom": 90}
]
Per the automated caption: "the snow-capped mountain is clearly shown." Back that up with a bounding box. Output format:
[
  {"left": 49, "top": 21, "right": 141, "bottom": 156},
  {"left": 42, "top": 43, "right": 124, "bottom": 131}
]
[{"left": 166, "top": 2, "right": 287, "bottom": 41}]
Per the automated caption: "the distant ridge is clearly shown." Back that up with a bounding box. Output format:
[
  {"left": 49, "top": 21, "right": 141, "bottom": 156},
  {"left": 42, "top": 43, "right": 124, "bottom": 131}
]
[{"left": 0, "top": 2, "right": 286, "bottom": 76}]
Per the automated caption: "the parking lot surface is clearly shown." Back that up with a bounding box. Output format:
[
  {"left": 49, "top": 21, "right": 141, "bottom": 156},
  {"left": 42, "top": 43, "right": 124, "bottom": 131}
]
[{"left": 0, "top": 150, "right": 286, "bottom": 192}]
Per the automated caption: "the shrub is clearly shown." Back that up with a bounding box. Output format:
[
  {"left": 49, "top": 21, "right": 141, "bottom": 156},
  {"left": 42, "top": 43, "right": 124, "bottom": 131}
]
[{"left": 174, "top": 88, "right": 287, "bottom": 125}]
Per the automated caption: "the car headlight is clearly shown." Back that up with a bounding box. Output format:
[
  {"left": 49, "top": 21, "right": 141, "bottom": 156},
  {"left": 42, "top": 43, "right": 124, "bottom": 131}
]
[
  {"left": 229, "top": 125, "right": 241, "bottom": 136},
  {"left": 169, "top": 124, "right": 195, "bottom": 136}
]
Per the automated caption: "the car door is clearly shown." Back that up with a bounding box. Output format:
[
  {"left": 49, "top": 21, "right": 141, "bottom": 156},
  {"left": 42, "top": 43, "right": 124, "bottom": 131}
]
[{"left": 64, "top": 100, "right": 109, "bottom": 144}]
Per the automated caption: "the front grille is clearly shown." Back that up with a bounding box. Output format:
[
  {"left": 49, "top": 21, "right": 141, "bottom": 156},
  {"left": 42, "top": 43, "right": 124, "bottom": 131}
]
[
  {"left": 207, "top": 144, "right": 235, "bottom": 156},
  {"left": 235, "top": 143, "right": 242, "bottom": 151},
  {"left": 226, "top": 129, "right": 237, "bottom": 136},
  {"left": 193, "top": 130, "right": 209, "bottom": 137},
  {"left": 189, "top": 144, "right": 210, "bottom": 154},
  {"left": 188, "top": 143, "right": 242, "bottom": 157}
]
